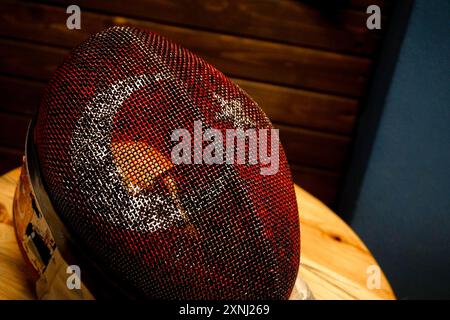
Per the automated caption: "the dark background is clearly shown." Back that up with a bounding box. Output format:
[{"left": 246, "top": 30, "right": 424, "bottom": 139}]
[{"left": 1, "top": 0, "right": 450, "bottom": 299}]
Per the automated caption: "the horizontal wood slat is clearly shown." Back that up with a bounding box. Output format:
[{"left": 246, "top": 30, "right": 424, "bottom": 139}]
[
  {"left": 277, "top": 124, "right": 350, "bottom": 170},
  {"left": 235, "top": 79, "right": 358, "bottom": 134},
  {"left": 348, "top": 0, "right": 391, "bottom": 9},
  {"left": 43, "top": 0, "right": 383, "bottom": 56},
  {"left": 0, "top": 113, "right": 342, "bottom": 205},
  {"left": 0, "top": 110, "right": 349, "bottom": 172},
  {"left": 0, "top": 39, "right": 66, "bottom": 81},
  {"left": 0, "top": 113, "right": 29, "bottom": 150},
  {"left": 0, "top": 74, "right": 359, "bottom": 135},
  {"left": 0, "top": 1, "right": 372, "bottom": 97},
  {"left": 290, "top": 164, "right": 341, "bottom": 206},
  {"left": 0, "top": 146, "right": 341, "bottom": 206},
  {"left": 0, "top": 76, "right": 43, "bottom": 115},
  {"left": 0, "top": 146, "right": 22, "bottom": 175}
]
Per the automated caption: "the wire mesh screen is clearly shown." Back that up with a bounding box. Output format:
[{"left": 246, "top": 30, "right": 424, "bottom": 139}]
[{"left": 34, "top": 26, "right": 299, "bottom": 299}]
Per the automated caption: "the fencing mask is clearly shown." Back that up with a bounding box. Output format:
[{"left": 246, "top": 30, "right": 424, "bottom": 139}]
[{"left": 13, "top": 26, "right": 300, "bottom": 300}]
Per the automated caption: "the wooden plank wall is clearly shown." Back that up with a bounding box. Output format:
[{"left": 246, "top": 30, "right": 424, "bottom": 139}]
[{"left": 0, "top": 0, "right": 390, "bottom": 206}]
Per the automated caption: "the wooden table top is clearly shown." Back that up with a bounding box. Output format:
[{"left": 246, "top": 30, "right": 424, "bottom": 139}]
[{"left": 0, "top": 168, "right": 395, "bottom": 300}]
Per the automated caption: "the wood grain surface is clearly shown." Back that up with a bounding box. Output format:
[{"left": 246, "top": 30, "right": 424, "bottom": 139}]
[{"left": 0, "top": 168, "right": 395, "bottom": 300}]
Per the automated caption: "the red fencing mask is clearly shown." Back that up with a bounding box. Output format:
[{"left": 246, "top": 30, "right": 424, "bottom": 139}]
[{"left": 14, "top": 26, "right": 300, "bottom": 300}]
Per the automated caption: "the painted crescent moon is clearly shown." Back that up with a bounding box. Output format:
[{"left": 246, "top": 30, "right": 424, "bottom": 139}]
[{"left": 69, "top": 73, "right": 186, "bottom": 232}]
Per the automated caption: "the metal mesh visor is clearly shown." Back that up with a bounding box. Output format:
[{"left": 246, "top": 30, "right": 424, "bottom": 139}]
[{"left": 35, "top": 26, "right": 300, "bottom": 299}]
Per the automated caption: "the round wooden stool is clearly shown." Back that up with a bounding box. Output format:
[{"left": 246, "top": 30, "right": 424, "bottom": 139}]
[{"left": 0, "top": 168, "right": 395, "bottom": 300}]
